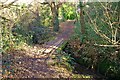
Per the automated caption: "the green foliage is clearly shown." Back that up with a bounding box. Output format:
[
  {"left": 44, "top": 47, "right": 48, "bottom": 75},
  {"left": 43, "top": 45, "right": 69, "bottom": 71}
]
[
  {"left": 55, "top": 50, "right": 75, "bottom": 72},
  {"left": 59, "top": 3, "right": 77, "bottom": 20},
  {"left": 1, "top": 24, "right": 31, "bottom": 53},
  {"left": 2, "top": 26, "right": 13, "bottom": 52},
  {"left": 0, "top": 3, "right": 55, "bottom": 53},
  {"left": 40, "top": 5, "right": 52, "bottom": 27},
  {"left": 85, "top": 2, "right": 120, "bottom": 45},
  {"left": 63, "top": 38, "right": 120, "bottom": 79},
  {"left": 30, "top": 26, "right": 54, "bottom": 44},
  {"left": 12, "top": 25, "right": 33, "bottom": 45},
  {"left": 74, "top": 21, "right": 86, "bottom": 43}
]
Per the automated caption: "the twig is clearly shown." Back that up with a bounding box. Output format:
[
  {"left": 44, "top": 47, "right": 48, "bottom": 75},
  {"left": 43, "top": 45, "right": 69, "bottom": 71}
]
[
  {"left": 93, "top": 44, "right": 120, "bottom": 47},
  {"left": 0, "top": 15, "right": 12, "bottom": 22},
  {"left": 0, "top": 0, "right": 18, "bottom": 9}
]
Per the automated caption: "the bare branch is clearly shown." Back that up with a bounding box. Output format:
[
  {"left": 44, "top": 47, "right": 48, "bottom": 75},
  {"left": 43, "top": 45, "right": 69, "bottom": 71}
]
[
  {"left": 94, "top": 44, "right": 120, "bottom": 47},
  {"left": 86, "top": 11, "right": 112, "bottom": 43},
  {"left": 112, "top": 22, "right": 120, "bottom": 25},
  {"left": 0, "top": 15, "right": 12, "bottom": 22},
  {"left": 0, "top": 0, "right": 18, "bottom": 9}
]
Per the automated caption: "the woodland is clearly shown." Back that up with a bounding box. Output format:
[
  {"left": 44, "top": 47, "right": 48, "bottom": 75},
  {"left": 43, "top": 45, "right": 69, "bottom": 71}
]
[{"left": 0, "top": 0, "right": 120, "bottom": 80}]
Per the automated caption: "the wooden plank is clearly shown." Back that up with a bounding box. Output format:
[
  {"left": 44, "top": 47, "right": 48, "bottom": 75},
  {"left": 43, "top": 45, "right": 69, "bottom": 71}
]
[{"left": 43, "top": 38, "right": 64, "bottom": 54}]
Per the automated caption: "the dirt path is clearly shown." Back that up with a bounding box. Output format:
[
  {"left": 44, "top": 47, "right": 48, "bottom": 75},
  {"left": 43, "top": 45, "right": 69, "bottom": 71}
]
[{"left": 4, "top": 48, "right": 73, "bottom": 78}]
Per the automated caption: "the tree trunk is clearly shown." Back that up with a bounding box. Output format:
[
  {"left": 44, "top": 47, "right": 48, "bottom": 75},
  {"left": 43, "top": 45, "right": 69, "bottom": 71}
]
[
  {"left": 80, "top": 9, "right": 85, "bottom": 33},
  {"left": 80, "top": 5, "right": 85, "bottom": 43},
  {"left": 50, "top": 2, "right": 59, "bottom": 32},
  {"left": 78, "top": 2, "right": 86, "bottom": 54}
]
